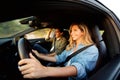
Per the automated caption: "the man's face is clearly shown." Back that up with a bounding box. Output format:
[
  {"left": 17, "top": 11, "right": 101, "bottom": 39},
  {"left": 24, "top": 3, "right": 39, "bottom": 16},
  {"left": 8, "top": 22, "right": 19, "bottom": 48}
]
[{"left": 55, "top": 29, "right": 62, "bottom": 38}]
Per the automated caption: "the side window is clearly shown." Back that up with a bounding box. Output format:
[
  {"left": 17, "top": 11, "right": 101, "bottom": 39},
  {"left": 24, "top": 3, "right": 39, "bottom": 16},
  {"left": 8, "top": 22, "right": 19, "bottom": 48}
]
[
  {"left": 25, "top": 28, "right": 52, "bottom": 39},
  {"left": 99, "top": 30, "right": 104, "bottom": 36}
]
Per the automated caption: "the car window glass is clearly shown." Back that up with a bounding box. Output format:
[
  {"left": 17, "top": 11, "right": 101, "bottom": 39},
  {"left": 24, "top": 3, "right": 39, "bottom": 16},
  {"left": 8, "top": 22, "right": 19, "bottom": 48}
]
[
  {"left": 0, "top": 18, "right": 30, "bottom": 38},
  {"left": 25, "top": 28, "right": 51, "bottom": 39},
  {"left": 100, "top": 30, "right": 104, "bottom": 35}
]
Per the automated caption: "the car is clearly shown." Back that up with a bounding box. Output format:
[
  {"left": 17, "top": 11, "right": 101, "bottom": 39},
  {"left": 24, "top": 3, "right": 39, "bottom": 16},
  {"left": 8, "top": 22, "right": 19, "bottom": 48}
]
[{"left": 0, "top": 0, "right": 120, "bottom": 80}]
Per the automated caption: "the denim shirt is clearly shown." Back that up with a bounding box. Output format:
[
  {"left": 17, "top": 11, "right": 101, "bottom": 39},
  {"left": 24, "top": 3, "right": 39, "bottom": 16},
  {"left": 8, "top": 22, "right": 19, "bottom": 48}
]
[{"left": 55, "top": 44, "right": 99, "bottom": 80}]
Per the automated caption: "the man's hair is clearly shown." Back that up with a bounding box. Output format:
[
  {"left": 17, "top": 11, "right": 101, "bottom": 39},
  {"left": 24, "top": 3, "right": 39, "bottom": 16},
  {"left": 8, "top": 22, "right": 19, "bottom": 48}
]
[{"left": 55, "top": 27, "right": 63, "bottom": 33}]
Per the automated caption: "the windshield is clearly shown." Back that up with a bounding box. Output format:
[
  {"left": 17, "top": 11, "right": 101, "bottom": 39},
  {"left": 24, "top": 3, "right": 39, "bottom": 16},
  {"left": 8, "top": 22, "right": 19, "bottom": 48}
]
[{"left": 0, "top": 18, "right": 30, "bottom": 38}]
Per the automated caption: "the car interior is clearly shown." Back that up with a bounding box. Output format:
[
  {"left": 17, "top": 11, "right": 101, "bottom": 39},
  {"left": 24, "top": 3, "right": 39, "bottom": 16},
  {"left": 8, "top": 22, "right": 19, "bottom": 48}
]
[{"left": 0, "top": 1, "right": 120, "bottom": 80}]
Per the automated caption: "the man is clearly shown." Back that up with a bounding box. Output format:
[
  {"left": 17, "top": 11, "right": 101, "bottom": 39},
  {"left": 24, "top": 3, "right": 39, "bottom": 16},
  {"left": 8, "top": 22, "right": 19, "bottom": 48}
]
[{"left": 33, "top": 28, "right": 68, "bottom": 56}]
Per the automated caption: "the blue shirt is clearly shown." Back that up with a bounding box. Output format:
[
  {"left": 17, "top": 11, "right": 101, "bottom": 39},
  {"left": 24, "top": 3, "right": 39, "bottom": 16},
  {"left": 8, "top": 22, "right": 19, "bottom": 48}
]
[{"left": 55, "top": 44, "right": 99, "bottom": 80}]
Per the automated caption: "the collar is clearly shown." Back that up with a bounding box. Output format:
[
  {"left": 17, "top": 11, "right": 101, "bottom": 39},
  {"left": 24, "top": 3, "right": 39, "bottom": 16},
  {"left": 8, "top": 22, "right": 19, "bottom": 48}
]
[
  {"left": 56, "top": 37, "right": 60, "bottom": 40},
  {"left": 56, "top": 36, "right": 63, "bottom": 40}
]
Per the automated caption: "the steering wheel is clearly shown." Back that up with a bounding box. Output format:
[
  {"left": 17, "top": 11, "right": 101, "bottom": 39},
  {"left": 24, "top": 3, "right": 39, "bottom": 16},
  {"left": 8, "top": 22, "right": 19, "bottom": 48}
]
[{"left": 17, "top": 38, "right": 32, "bottom": 59}]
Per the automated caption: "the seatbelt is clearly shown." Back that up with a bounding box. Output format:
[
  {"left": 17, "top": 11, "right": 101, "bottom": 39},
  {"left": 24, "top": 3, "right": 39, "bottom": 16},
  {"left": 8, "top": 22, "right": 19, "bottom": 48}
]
[{"left": 58, "top": 44, "right": 94, "bottom": 66}]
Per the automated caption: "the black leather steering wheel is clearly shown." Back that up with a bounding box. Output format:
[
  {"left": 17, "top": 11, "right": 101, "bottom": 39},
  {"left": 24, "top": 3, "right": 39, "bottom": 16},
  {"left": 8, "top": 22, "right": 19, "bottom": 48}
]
[{"left": 17, "top": 38, "right": 32, "bottom": 59}]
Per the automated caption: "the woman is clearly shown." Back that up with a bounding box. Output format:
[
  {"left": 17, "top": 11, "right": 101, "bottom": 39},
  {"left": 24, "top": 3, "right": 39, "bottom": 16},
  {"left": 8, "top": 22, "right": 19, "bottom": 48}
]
[{"left": 18, "top": 23, "right": 99, "bottom": 80}]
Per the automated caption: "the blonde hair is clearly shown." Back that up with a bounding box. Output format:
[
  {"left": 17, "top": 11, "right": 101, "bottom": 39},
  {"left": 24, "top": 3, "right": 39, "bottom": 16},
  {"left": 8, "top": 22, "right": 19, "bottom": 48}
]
[{"left": 66, "top": 23, "right": 94, "bottom": 50}]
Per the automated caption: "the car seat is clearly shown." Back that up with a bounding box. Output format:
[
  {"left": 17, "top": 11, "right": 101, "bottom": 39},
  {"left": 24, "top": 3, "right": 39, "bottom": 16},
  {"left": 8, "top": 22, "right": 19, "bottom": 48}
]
[{"left": 88, "top": 25, "right": 108, "bottom": 77}]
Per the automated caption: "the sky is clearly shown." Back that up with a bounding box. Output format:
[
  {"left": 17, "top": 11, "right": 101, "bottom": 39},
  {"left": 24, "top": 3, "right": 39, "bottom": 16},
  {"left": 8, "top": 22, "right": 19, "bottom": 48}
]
[{"left": 98, "top": 0, "right": 120, "bottom": 19}]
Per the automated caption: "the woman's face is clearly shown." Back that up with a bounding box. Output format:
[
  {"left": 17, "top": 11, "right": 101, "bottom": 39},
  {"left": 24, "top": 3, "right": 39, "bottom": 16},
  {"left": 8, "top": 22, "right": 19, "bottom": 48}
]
[{"left": 70, "top": 25, "right": 84, "bottom": 41}]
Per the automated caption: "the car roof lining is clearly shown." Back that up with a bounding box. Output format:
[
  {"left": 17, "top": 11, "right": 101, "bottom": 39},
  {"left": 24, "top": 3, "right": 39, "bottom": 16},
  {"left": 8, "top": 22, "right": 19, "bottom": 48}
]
[
  {"left": 0, "top": 1, "right": 105, "bottom": 25},
  {"left": 33, "top": 1, "right": 105, "bottom": 26}
]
